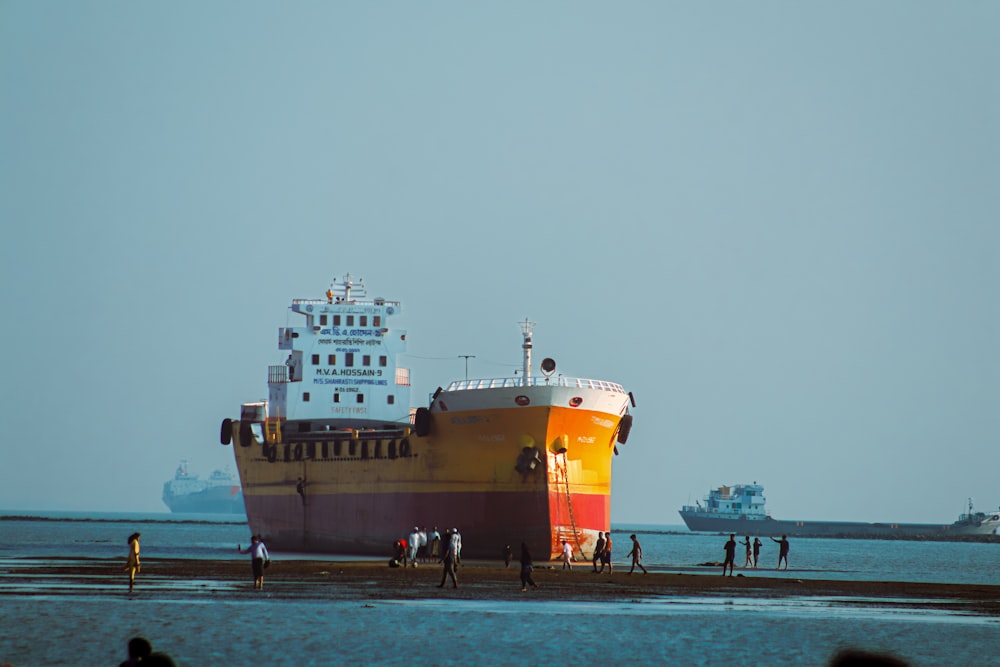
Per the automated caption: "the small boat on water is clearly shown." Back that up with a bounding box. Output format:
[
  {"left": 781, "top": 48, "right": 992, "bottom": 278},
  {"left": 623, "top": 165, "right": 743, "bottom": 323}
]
[
  {"left": 680, "top": 482, "right": 1000, "bottom": 538},
  {"left": 219, "top": 274, "right": 636, "bottom": 559},
  {"left": 162, "top": 461, "right": 245, "bottom": 514}
]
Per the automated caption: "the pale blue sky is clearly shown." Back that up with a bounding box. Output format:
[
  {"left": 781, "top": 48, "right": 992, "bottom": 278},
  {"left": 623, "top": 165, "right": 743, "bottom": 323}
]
[{"left": 2, "top": 2, "right": 997, "bottom": 524}]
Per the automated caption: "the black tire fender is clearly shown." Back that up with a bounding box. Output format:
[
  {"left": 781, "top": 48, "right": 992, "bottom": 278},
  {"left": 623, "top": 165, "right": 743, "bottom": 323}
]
[
  {"left": 616, "top": 414, "right": 633, "bottom": 444},
  {"left": 414, "top": 407, "right": 431, "bottom": 437}
]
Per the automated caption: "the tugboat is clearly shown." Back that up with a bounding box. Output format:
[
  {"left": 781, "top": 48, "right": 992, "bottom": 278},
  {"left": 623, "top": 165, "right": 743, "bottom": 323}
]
[
  {"left": 220, "top": 274, "right": 636, "bottom": 559},
  {"left": 162, "top": 461, "right": 245, "bottom": 514},
  {"left": 680, "top": 482, "right": 1000, "bottom": 538}
]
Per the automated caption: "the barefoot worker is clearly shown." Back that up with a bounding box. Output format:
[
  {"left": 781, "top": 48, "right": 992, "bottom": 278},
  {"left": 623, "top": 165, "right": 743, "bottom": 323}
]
[
  {"left": 238, "top": 535, "right": 270, "bottom": 589},
  {"left": 125, "top": 532, "right": 141, "bottom": 593}
]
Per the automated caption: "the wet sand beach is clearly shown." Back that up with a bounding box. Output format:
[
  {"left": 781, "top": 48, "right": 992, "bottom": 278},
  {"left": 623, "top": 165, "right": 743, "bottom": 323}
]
[{"left": 6, "top": 557, "right": 999, "bottom": 617}]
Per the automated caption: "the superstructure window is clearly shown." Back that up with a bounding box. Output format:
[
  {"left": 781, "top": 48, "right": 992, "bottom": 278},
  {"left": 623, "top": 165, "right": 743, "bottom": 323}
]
[
  {"left": 360, "top": 316, "right": 368, "bottom": 326},
  {"left": 328, "top": 354, "right": 336, "bottom": 365},
  {"left": 363, "top": 355, "right": 371, "bottom": 366},
  {"left": 311, "top": 354, "right": 320, "bottom": 365},
  {"left": 387, "top": 395, "right": 395, "bottom": 405},
  {"left": 379, "top": 356, "right": 387, "bottom": 367},
  {"left": 334, "top": 315, "right": 341, "bottom": 326},
  {"left": 345, "top": 353, "right": 354, "bottom": 367},
  {"left": 356, "top": 394, "right": 364, "bottom": 403},
  {"left": 320, "top": 315, "right": 328, "bottom": 326},
  {"left": 334, "top": 394, "right": 340, "bottom": 403},
  {"left": 373, "top": 316, "right": 381, "bottom": 327},
  {"left": 303, "top": 392, "right": 310, "bottom": 402},
  {"left": 347, "top": 316, "right": 355, "bottom": 326}
]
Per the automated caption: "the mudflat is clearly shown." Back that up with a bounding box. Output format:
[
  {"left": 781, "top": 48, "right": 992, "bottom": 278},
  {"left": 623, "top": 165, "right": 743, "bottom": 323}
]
[{"left": 5, "top": 558, "right": 999, "bottom": 616}]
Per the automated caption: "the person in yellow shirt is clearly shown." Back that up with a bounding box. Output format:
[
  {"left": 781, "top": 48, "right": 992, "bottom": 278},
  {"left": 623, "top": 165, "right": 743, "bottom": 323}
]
[{"left": 125, "top": 532, "right": 141, "bottom": 592}]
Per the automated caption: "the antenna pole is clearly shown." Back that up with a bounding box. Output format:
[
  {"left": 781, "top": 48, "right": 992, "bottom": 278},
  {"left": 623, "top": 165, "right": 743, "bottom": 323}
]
[
  {"left": 458, "top": 355, "right": 476, "bottom": 381},
  {"left": 519, "top": 319, "right": 535, "bottom": 386}
]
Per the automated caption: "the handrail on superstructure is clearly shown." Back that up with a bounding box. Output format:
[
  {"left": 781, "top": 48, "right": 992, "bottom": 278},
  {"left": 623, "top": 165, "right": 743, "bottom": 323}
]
[
  {"left": 291, "top": 297, "right": 401, "bottom": 307},
  {"left": 445, "top": 377, "right": 626, "bottom": 393}
]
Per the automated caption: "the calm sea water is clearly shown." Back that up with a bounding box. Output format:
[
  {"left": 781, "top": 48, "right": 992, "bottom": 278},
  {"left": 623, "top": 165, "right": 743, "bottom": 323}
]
[{"left": 1, "top": 512, "right": 998, "bottom": 666}]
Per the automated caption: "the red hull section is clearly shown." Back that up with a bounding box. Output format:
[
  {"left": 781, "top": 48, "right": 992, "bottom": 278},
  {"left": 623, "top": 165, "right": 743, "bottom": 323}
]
[{"left": 245, "top": 489, "right": 610, "bottom": 560}]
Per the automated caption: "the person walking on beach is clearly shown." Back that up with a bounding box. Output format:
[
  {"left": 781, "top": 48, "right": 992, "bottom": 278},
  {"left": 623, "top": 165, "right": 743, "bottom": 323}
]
[
  {"left": 771, "top": 534, "right": 790, "bottom": 570},
  {"left": 626, "top": 534, "right": 648, "bottom": 574},
  {"left": 503, "top": 543, "right": 512, "bottom": 568},
  {"left": 591, "top": 531, "right": 606, "bottom": 572},
  {"left": 519, "top": 542, "right": 538, "bottom": 591},
  {"left": 437, "top": 533, "right": 458, "bottom": 589},
  {"left": 238, "top": 535, "right": 270, "bottom": 589},
  {"left": 428, "top": 527, "right": 441, "bottom": 562},
  {"left": 561, "top": 540, "right": 573, "bottom": 569},
  {"left": 599, "top": 532, "right": 613, "bottom": 574},
  {"left": 408, "top": 527, "right": 420, "bottom": 567},
  {"left": 742, "top": 535, "right": 753, "bottom": 568},
  {"left": 722, "top": 534, "right": 737, "bottom": 576},
  {"left": 752, "top": 537, "right": 762, "bottom": 568},
  {"left": 417, "top": 526, "right": 428, "bottom": 563},
  {"left": 125, "top": 532, "right": 141, "bottom": 593},
  {"left": 451, "top": 528, "right": 462, "bottom": 568}
]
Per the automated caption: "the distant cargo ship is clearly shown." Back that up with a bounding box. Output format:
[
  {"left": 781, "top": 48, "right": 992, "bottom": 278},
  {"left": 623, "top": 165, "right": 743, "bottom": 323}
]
[
  {"left": 680, "top": 483, "right": 1000, "bottom": 538},
  {"left": 220, "top": 274, "right": 635, "bottom": 559},
  {"left": 162, "top": 461, "right": 245, "bottom": 514}
]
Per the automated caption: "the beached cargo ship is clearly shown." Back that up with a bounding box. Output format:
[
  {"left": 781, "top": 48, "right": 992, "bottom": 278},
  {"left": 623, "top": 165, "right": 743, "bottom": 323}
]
[
  {"left": 220, "top": 275, "right": 635, "bottom": 559},
  {"left": 162, "top": 461, "right": 245, "bottom": 514},
  {"left": 680, "top": 483, "right": 1000, "bottom": 538}
]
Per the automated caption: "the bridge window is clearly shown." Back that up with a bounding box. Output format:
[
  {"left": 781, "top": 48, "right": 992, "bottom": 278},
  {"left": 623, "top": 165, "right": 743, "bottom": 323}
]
[
  {"left": 328, "top": 354, "right": 336, "bottom": 365},
  {"left": 320, "top": 315, "right": 328, "bottom": 326},
  {"left": 311, "top": 354, "right": 320, "bottom": 365},
  {"left": 345, "top": 353, "right": 354, "bottom": 367},
  {"left": 360, "top": 316, "right": 368, "bottom": 326},
  {"left": 363, "top": 355, "right": 371, "bottom": 366},
  {"left": 373, "top": 316, "right": 381, "bottom": 327},
  {"left": 347, "top": 316, "right": 355, "bottom": 326},
  {"left": 334, "top": 315, "right": 341, "bottom": 326}
]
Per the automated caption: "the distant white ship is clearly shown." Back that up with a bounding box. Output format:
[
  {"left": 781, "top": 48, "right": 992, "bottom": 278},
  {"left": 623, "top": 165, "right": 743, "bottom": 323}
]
[{"left": 162, "top": 461, "right": 245, "bottom": 514}]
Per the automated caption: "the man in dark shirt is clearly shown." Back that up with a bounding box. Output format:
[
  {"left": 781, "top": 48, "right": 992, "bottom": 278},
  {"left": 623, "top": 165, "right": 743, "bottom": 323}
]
[
  {"left": 723, "top": 534, "right": 737, "bottom": 576},
  {"left": 591, "top": 532, "right": 606, "bottom": 573},
  {"left": 771, "top": 534, "right": 790, "bottom": 570}
]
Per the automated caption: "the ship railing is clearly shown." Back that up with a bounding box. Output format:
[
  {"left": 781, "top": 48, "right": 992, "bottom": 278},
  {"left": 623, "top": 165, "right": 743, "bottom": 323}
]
[
  {"left": 268, "top": 365, "right": 290, "bottom": 383},
  {"left": 444, "top": 376, "right": 626, "bottom": 393},
  {"left": 291, "top": 298, "right": 401, "bottom": 307}
]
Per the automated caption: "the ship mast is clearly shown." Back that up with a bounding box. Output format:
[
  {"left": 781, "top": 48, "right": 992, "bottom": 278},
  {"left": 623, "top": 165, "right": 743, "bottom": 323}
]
[
  {"left": 329, "top": 273, "right": 365, "bottom": 303},
  {"left": 520, "top": 318, "right": 535, "bottom": 386}
]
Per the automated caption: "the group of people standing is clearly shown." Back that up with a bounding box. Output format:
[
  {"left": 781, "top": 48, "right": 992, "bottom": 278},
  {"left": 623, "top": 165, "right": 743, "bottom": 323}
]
[
  {"left": 722, "top": 533, "right": 789, "bottom": 575},
  {"left": 394, "top": 526, "right": 458, "bottom": 569},
  {"left": 586, "top": 531, "right": 648, "bottom": 575}
]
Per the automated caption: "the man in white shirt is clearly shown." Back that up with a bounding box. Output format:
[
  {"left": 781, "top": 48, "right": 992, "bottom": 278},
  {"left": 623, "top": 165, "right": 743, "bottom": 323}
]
[{"left": 408, "top": 527, "right": 420, "bottom": 567}]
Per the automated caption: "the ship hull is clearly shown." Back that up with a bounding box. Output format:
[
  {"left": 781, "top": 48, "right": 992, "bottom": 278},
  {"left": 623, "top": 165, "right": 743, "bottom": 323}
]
[
  {"left": 162, "top": 486, "right": 246, "bottom": 515},
  {"left": 679, "top": 512, "right": 1000, "bottom": 538},
  {"left": 230, "top": 383, "right": 629, "bottom": 559}
]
